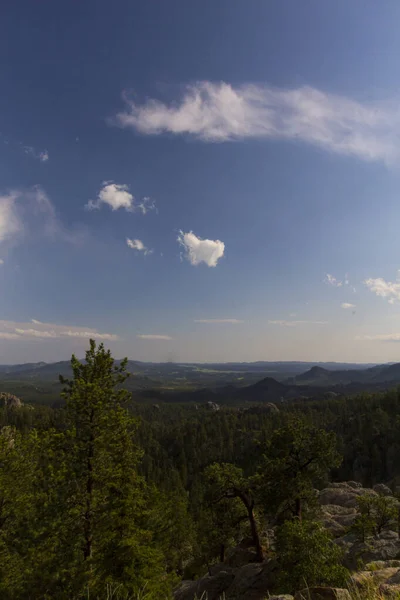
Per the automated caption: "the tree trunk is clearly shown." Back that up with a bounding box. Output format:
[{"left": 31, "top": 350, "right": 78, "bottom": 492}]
[
  {"left": 220, "top": 543, "right": 225, "bottom": 563},
  {"left": 240, "top": 495, "right": 263, "bottom": 562},
  {"left": 83, "top": 411, "right": 94, "bottom": 561},
  {"left": 295, "top": 497, "right": 302, "bottom": 521}
]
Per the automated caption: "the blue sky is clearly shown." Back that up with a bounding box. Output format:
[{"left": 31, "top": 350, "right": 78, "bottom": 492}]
[{"left": 2, "top": 0, "right": 400, "bottom": 363}]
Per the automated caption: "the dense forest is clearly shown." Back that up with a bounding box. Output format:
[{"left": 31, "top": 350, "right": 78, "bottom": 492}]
[{"left": 2, "top": 341, "right": 400, "bottom": 598}]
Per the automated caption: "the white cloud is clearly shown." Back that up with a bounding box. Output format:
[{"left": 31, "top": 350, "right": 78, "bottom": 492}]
[
  {"left": 0, "top": 193, "right": 22, "bottom": 243},
  {"left": 0, "top": 320, "right": 118, "bottom": 341},
  {"left": 137, "top": 334, "right": 173, "bottom": 340},
  {"left": 86, "top": 182, "right": 156, "bottom": 214},
  {"left": 23, "top": 146, "right": 49, "bottom": 162},
  {"left": 341, "top": 303, "right": 356, "bottom": 309},
  {"left": 114, "top": 81, "right": 400, "bottom": 164},
  {"left": 126, "top": 237, "right": 152, "bottom": 255},
  {"left": 194, "top": 319, "right": 243, "bottom": 324},
  {"left": 0, "top": 187, "right": 83, "bottom": 249},
  {"left": 356, "top": 333, "right": 400, "bottom": 342},
  {"left": 137, "top": 197, "right": 157, "bottom": 215},
  {"left": 364, "top": 273, "right": 400, "bottom": 304},
  {"left": 324, "top": 273, "right": 343, "bottom": 287},
  {"left": 87, "top": 182, "right": 134, "bottom": 211},
  {"left": 269, "top": 320, "right": 328, "bottom": 327},
  {"left": 0, "top": 259, "right": 3, "bottom": 265},
  {"left": 178, "top": 230, "right": 225, "bottom": 267}
]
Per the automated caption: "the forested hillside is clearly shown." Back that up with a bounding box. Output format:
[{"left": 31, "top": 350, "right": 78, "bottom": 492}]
[{"left": 2, "top": 343, "right": 400, "bottom": 598}]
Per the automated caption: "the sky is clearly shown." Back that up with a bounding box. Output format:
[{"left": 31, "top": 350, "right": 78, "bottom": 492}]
[{"left": 3, "top": 1, "right": 400, "bottom": 364}]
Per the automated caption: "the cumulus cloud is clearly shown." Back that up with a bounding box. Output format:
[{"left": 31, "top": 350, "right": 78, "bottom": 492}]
[
  {"left": 113, "top": 81, "right": 400, "bottom": 164},
  {"left": 86, "top": 181, "right": 156, "bottom": 214},
  {"left": 87, "top": 182, "right": 134, "bottom": 211},
  {"left": 194, "top": 319, "right": 243, "bottom": 324},
  {"left": 178, "top": 230, "right": 225, "bottom": 267},
  {"left": 341, "top": 303, "right": 356, "bottom": 309},
  {"left": 364, "top": 272, "right": 400, "bottom": 304},
  {"left": 126, "top": 237, "right": 152, "bottom": 255},
  {"left": 0, "top": 320, "right": 118, "bottom": 341},
  {"left": 137, "top": 334, "right": 173, "bottom": 340},
  {"left": 269, "top": 320, "right": 328, "bottom": 327},
  {"left": 324, "top": 273, "right": 343, "bottom": 287}
]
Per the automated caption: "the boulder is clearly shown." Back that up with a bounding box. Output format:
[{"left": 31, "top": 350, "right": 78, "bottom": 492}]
[
  {"left": 319, "top": 485, "right": 376, "bottom": 509},
  {"left": 264, "top": 402, "right": 279, "bottom": 413},
  {"left": 0, "top": 393, "right": 22, "bottom": 409},
  {"left": 365, "top": 560, "right": 400, "bottom": 570},
  {"left": 294, "top": 588, "right": 351, "bottom": 600},
  {"left": 174, "top": 570, "right": 234, "bottom": 600},
  {"left": 336, "top": 530, "right": 400, "bottom": 570},
  {"left": 374, "top": 483, "right": 393, "bottom": 497},
  {"left": 225, "top": 545, "right": 259, "bottom": 567},
  {"left": 225, "top": 558, "right": 278, "bottom": 599}
]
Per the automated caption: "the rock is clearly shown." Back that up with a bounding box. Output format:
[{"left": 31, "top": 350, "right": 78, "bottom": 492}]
[
  {"left": 374, "top": 483, "right": 393, "bottom": 497},
  {"left": 205, "top": 401, "right": 220, "bottom": 411},
  {"left": 347, "top": 481, "right": 363, "bottom": 489},
  {"left": 264, "top": 402, "right": 279, "bottom": 413},
  {"left": 225, "top": 558, "right": 279, "bottom": 599},
  {"left": 379, "top": 583, "right": 400, "bottom": 597},
  {"left": 294, "top": 588, "right": 351, "bottom": 600},
  {"left": 269, "top": 596, "right": 294, "bottom": 600},
  {"left": 225, "top": 545, "right": 259, "bottom": 567},
  {"left": 336, "top": 530, "right": 400, "bottom": 570},
  {"left": 0, "top": 393, "right": 22, "bottom": 409},
  {"left": 174, "top": 570, "right": 234, "bottom": 600},
  {"left": 351, "top": 567, "right": 399, "bottom": 586},
  {"left": 319, "top": 485, "right": 376, "bottom": 508},
  {"left": 365, "top": 560, "right": 400, "bottom": 570}
]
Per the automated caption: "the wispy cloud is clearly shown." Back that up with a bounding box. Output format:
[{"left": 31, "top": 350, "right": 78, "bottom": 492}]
[
  {"left": 126, "top": 237, "right": 152, "bottom": 255},
  {"left": 178, "top": 230, "right": 225, "bottom": 267},
  {"left": 194, "top": 319, "right": 243, "bottom": 324},
  {"left": 113, "top": 81, "right": 400, "bottom": 164},
  {"left": 341, "top": 303, "right": 356, "bottom": 309},
  {"left": 137, "top": 334, "right": 173, "bottom": 340},
  {"left": 0, "top": 259, "right": 3, "bottom": 265},
  {"left": 86, "top": 181, "right": 156, "bottom": 213},
  {"left": 24, "top": 146, "right": 49, "bottom": 162},
  {"left": 269, "top": 320, "right": 328, "bottom": 327},
  {"left": 0, "top": 186, "right": 84, "bottom": 249},
  {"left": 356, "top": 333, "right": 400, "bottom": 342},
  {"left": 137, "top": 197, "right": 157, "bottom": 215},
  {"left": 0, "top": 320, "right": 118, "bottom": 341},
  {"left": 364, "top": 272, "right": 400, "bottom": 304},
  {"left": 324, "top": 273, "right": 343, "bottom": 287}
]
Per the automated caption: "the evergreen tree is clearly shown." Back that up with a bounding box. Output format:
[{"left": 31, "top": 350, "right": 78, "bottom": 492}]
[
  {"left": 275, "top": 519, "right": 348, "bottom": 593},
  {"left": 58, "top": 340, "right": 169, "bottom": 598},
  {"left": 255, "top": 417, "right": 341, "bottom": 521},
  {"left": 203, "top": 462, "right": 264, "bottom": 561}
]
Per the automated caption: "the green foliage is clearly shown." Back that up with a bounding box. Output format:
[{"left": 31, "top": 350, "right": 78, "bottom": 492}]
[
  {"left": 254, "top": 416, "right": 342, "bottom": 520},
  {"left": 199, "top": 464, "right": 249, "bottom": 565},
  {"left": 202, "top": 462, "right": 264, "bottom": 561},
  {"left": 352, "top": 493, "right": 398, "bottom": 541},
  {"left": 275, "top": 519, "right": 349, "bottom": 593}
]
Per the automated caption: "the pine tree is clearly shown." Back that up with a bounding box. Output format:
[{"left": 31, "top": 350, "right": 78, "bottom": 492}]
[{"left": 59, "top": 340, "right": 168, "bottom": 597}]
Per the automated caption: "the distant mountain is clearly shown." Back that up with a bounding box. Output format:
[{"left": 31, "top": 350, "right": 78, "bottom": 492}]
[
  {"left": 0, "top": 361, "right": 72, "bottom": 381},
  {"left": 293, "top": 362, "right": 400, "bottom": 386},
  {"left": 0, "top": 362, "right": 47, "bottom": 375}
]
